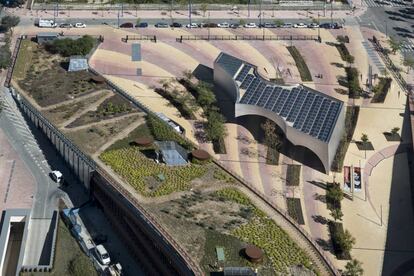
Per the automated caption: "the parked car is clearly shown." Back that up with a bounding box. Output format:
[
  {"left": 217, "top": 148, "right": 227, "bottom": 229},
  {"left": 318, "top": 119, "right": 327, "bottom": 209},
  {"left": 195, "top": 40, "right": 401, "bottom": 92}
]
[
  {"left": 218, "top": 22, "right": 230, "bottom": 28},
  {"left": 155, "top": 22, "right": 169, "bottom": 28},
  {"left": 94, "top": 245, "right": 111, "bottom": 266},
  {"left": 59, "top": 23, "right": 72, "bottom": 28},
  {"left": 281, "top": 23, "right": 293, "bottom": 28},
  {"left": 261, "top": 22, "right": 276, "bottom": 28},
  {"left": 135, "top": 22, "right": 148, "bottom": 28},
  {"left": 202, "top": 22, "right": 218, "bottom": 28},
  {"left": 74, "top": 22, "right": 86, "bottom": 28},
  {"left": 244, "top": 22, "right": 257, "bottom": 28},
  {"left": 120, "top": 22, "right": 134, "bottom": 28},
  {"left": 186, "top": 23, "right": 199, "bottom": 28},
  {"left": 293, "top": 23, "right": 307, "bottom": 28},
  {"left": 308, "top": 23, "right": 319, "bottom": 28},
  {"left": 50, "top": 170, "right": 63, "bottom": 183},
  {"left": 332, "top": 22, "right": 343, "bottom": 29},
  {"left": 230, "top": 23, "right": 239, "bottom": 29},
  {"left": 170, "top": 22, "right": 182, "bottom": 28}
]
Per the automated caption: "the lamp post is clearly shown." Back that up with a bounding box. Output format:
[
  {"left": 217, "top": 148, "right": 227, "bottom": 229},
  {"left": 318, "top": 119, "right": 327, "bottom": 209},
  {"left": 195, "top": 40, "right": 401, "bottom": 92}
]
[
  {"left": 248, "top": 0, "right": 250, "bottom": 18},
  {"left": 188, "top": 0, "right": 192, "bottom": 26}
]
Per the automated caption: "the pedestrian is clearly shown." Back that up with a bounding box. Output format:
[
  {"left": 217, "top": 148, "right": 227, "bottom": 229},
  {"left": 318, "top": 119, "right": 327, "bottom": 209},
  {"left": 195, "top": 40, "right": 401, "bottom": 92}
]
[{"left": 398, "top": 90, "right": 400, "bottom": 98}]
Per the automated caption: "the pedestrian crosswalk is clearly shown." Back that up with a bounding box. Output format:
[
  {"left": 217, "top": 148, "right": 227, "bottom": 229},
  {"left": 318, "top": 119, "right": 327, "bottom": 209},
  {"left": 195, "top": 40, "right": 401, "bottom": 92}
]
[
  {"left": 401, "top": 40, "right": 414, "bottom": 53},
  {"left": 364, "top": 0, "right": 411, "bottom": 7}
]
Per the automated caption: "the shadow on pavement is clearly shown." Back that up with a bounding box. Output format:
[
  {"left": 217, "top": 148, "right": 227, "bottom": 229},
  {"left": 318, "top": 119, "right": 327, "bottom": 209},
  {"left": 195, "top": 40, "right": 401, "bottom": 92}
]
[{"left": 381, "top": 102, "right": 414, "bottom": 276}]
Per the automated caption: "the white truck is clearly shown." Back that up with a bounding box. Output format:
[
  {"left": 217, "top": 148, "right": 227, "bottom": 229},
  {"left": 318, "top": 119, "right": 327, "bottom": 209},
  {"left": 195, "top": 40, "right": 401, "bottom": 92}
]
[{"left": 38, "top": 19, "right": 57, "bottom": 28}]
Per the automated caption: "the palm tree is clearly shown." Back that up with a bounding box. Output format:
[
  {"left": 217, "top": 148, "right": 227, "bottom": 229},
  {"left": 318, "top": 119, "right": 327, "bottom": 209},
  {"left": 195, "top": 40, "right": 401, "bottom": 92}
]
[
  {"left": 340, "top": 229, "right": 356, "bottom": 254},
  {"left": 403, "top": 56, "right": 414, "bottom": 74},
  {"left": 388, "top": 36, "right": 402, "bottom": 54},
  {"left": 344, "top": 259, "right": 363, "bottom": 276},
  {"left": 361, "top": 133, "right": 369, "bottom": 158},
  {"left": 330, "top": 208, "right": 343, "bottom": 222}
]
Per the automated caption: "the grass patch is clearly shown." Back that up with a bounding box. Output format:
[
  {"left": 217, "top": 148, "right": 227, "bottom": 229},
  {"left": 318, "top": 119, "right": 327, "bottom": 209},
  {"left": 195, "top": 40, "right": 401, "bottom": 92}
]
[
  {"left": 21, "top": 217, "right": 97, "bottom": 276},
  {"left": 213, "top": 188, "right": 315, "bottom": 273},
  {"left": 286, "top": 165, "right": 301, "bottom": 186},
  {"left": 12, "top": 39, "right": 35, "bottom": 80},
  {"left": 106, "top": 123, "right": 152, "bottom": 151},
  {"left": 287, "top": 46, "right": 312, "bottom": 82},
  {"left": 371, "top": 77, "right": 392, "bottom": 103},
  {"left": 286, "top": 198, "right": 305, "bottom": 225},
  {"left": 331, "top": 106, "right": 360, "bottom": 172},
  {"left": 100, "top": 147, "right": 207, "bottom": 197},
  {"left": 147, "top": 113, "right": 193, "bottom": 150},
  {"left": 334, "top": 43, "right": 354, "bottom": 63}
]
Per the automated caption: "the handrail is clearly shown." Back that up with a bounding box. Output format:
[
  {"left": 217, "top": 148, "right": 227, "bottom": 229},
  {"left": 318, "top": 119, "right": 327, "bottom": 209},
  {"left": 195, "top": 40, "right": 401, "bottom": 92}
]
[{"left": 176, "top": 34, "right": 318, "bottom": 42}]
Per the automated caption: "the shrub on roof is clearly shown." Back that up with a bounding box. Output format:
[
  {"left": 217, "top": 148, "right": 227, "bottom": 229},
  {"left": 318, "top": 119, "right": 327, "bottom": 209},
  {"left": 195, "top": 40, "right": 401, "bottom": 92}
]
[{"left": 46, "top": 35, "right": 95, "bottom": 57}]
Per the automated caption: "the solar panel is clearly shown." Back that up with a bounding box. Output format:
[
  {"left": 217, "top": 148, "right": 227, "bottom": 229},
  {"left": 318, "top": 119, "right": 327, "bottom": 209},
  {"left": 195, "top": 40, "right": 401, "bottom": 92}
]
[
  {"left": 309, "top": 99, "right": 331, "bottom": 137},
  {"left": 301, "top": 96, "right": 324, "bottom": 133},
  {"left": 286, "top": 89, "right": 308, "bottom": 122},
  {"left": 280, "top": 88, "right": 300, "bottom": 118},
  {"left": 256, "top": 86, "right": 274, "bottom": 107},
  {"left": 248, "top": 82, "right": 267, "bottom": 105},
  {"left": 264, "top": 87, "right": 282, "bottom": 110},
  {"left": 240, "top": 78, "right": 260, "bottom": 104},
  {"left": 318, "top": 102, "right": 341, "bottom": 141},
  {"left": 272, "top": 89, "right": 290, "bottom": 114},
  {"left": 235, "top": 65, "right": 252, "bottom": 82},
  {"left": 293, "top": 93, "right": 316, "bottom": 130},
  {"left": 240, "top": 74, "right": 254, "bottom": 89}
]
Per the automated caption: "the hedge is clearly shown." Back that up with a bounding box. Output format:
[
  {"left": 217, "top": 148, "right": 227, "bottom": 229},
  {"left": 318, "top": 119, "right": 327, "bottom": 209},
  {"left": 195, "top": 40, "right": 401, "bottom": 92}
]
[
  {"left": 287, "top": 46, "right": 312, "bottom": 82},
  {"left": 331, "top": 106, "right": 360, "bottom": 172},
  {"left": 371, "top": 77, "right": 392, "bottom": 103},
  {"left": 345, "top": 67, "right": 361, "bottom": 99},
  {"left": 286, "top": 165, "right": 301, "bottom": 186},
  {"left": 328, "top": 222, "right": 352, "bottom": 260}
]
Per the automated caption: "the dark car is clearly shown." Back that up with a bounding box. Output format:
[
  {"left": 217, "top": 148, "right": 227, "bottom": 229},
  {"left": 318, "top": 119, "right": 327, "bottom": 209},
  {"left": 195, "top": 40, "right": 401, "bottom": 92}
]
[
  {"left": 170, "top": 22, "right": 182, "bottom": 28},
  {"left": 332, "top": 22, "right": 343, "bottom": 29},
  {"left": 59, "top": 23, "right": 72, "bottom": 28},
  {"left": 120, "top": 22, "right": 134, "bottom": 28},
  {"left": 135, "top": 22, "right": 148, "bottom": 28},
  {"left": 319, "top": 23, "right": 331, "bottom": 29},
  {"left": 155, "top": 22, "right": 169, "bottom": 28},
  {"left": 230, "top": 23, "right": 239, "bottom": 29},
  {"left": 202, "top": 22, "right": 218, "bottom": 28}
]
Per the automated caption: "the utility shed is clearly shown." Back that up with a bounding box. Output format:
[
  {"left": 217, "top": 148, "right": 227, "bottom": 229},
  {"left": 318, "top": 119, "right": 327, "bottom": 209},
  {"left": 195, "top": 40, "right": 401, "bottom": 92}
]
[
  {"left": 36, "top": 32, "right": 59, "bottom": 44},
  {"left": 68, "top": 56, "right": 88, "bottom": 72}
]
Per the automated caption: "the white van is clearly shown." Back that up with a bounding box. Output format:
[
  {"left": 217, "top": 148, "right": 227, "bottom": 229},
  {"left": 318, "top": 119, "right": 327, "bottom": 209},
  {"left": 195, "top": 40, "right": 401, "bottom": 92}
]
[
  {"left": 94, "top": 244, "right": 111, "bottom": 265},
  {"left": 38, "top": 19, "right": 57, "bottom": 28},
  {"left": 51, "top": 170, "right": 63, "bottom": 183}
]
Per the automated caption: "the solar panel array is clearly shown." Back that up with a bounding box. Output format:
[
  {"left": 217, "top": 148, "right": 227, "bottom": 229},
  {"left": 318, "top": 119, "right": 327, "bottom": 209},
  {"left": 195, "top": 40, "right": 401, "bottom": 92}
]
[{"left": 235, "top": 71, "right": 342, "bottom": 143}]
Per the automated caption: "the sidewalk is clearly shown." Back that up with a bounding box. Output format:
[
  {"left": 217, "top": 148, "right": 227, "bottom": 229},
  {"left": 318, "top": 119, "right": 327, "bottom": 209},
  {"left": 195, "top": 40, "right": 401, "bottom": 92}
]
[{"left": 4, "top": 5, "right": 366, "bottom": 21}]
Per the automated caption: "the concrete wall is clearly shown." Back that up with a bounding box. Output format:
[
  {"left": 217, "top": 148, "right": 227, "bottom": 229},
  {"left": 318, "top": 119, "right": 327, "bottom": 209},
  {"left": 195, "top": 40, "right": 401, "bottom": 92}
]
[{"left": 12, "top": 88, "right": 96, "bottom": 189}]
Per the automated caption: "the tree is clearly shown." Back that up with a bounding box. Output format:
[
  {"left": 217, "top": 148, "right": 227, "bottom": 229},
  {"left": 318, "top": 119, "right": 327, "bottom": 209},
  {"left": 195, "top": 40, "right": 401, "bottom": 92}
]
[
  {"left": 48, "top": 35, "right": 95, "bottom": 56},
  {"left": 344, "top": 259, "right": 364, "bottom": 276},
  {"left": 403, "top": 56, "right": 414, "bottom": 74},
  {"left": 361, "top": 133, "right": 369, "bottom": 158},
  {"left": 273, "top": 19, "right": 284, "bottom": 27},
  {"left": 261, "top": 119, "right": 281, "bottom": 151},
  {"left": 205, "top": 111, "right": 226, "bottom": 142},
  {"left": 339, "top": 229, "right": 356, "bottom": 253},
  {"left": 200, "top": 3, "right": 208, "bottom": 17},
  {"left": 197, "top": 85, "right": 216, "bottom": 108},
  {"left": 388, "top": 36, "right": 402, "bottom": 54},
  {"left": 330, "top": 208, "right": 343, "bottom": 222},
  {"left": 326, "top": 183, "right": 343, "bottom": 209},
  {"left": 391, "top": 127, "right": 400, "bottom": 135},
  {"left": 136, "top": 17, "right": 141, "bottom": 26},
  {"left": 0, "top": 15, "right": 20, "bottom": 31}
]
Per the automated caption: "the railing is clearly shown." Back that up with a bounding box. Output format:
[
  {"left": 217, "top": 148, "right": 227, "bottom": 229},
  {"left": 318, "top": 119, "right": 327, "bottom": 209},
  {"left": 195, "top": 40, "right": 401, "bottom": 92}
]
[
  {"left": 123, "top": 35, "right": 157, "bottom": 43},
  {"left": 176, "top": 34, "right": 319, "bottom": 42},
  {"left": 4, "top": 36, "right": 22, "bottom": 88},
  {"left": 96, "top": 168, "right": 203, "bottom": 276},
  {"left": 370, "top": 37, "right": 409, "bottom": 94},
  {"left": 31, "top": 2, "right": 350, "bottom": 11}
]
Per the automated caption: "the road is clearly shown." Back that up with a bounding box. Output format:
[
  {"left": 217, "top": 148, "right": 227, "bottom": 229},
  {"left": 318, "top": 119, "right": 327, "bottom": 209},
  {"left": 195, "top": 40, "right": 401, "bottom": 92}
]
[{"left": 357, "top": 3, "right": 414, "bottom": 55}]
